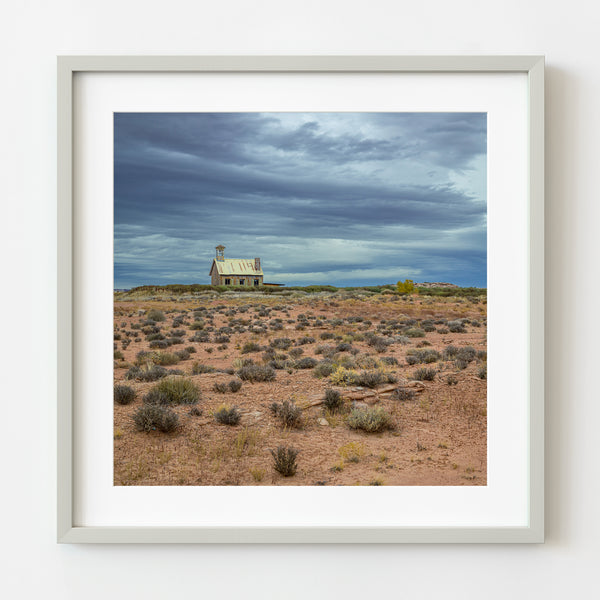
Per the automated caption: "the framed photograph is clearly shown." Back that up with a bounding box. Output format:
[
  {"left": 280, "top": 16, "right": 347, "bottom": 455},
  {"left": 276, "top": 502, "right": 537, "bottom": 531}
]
[{"left": 58, "top": 55, "right": 544, "bottom": 543}]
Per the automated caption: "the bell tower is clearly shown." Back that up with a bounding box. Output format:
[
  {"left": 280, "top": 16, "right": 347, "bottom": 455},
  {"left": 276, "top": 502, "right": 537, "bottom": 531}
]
[{"left": 215, "top": 245, "right": 225, "bottom": 262}]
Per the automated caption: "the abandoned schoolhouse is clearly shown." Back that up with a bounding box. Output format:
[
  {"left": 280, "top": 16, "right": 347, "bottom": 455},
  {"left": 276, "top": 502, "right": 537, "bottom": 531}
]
[{"left": 209, "top": 245, "right": 264, "bottom": 287}]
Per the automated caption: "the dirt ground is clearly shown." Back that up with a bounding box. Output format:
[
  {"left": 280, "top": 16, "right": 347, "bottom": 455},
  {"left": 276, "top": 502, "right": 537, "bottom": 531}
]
[{"left": 113, "top": 291, "right": 487, "bottom": 486}]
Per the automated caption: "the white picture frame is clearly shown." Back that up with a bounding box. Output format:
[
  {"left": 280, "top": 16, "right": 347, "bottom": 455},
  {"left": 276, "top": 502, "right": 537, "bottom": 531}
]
[{"left": 57, "top": 55, "right": 544, "bottom": 543}]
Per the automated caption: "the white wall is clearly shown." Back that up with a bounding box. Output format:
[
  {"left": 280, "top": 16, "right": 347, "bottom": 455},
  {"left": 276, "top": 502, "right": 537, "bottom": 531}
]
[{"left": 1, "top": 1, "right": 598, "bottom": 598}]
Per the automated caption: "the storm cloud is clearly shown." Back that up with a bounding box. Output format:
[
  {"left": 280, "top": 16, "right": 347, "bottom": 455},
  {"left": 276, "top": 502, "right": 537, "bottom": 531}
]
[{"left": 114, "top": 112, "right": 486, "bottom": 288}]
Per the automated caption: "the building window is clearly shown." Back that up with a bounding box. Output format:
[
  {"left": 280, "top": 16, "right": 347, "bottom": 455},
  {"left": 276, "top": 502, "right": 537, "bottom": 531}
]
[
  {"left": 224, "top": 278, "right": 231, "bottom": 285},
  {"left": 239, "top": 279, "right": 245, "bottom": 285},
  {"left": 254, "top": 279, "right": 259, "bottom": 286}
]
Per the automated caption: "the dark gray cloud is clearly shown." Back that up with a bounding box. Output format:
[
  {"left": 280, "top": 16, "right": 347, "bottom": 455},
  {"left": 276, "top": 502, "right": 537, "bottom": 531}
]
[{"left": 114, "top": 112, "right": 486, "bottom": 288}]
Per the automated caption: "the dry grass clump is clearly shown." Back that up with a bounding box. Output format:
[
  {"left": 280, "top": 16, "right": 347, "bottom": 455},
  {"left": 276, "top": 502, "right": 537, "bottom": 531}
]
[
  {"left": 146, "top": 309, "right": 166, "bottom": 322},
  {"left": 133, "top": 404, "right": 179, "bottom": 433},
  {"left": 347, "top": 406, "right": 394, "bottom": 433},
  {"left": 270, "top": 446, "right": 298, "bottom": 476},
  {"left": 391, "top": 387, "right": 416, "bottom": 401},
  {"left": 136, "top": 350, "right": 180, "bottom": 366},
  {"left": 191, "top": 362, "right": 216, "bottom": 374},
  {"left": 405, "top": 348, "right": 440, "bottom": 365},
  {"left": 125, "top": 364, "right": 171, "bottom": 382}
]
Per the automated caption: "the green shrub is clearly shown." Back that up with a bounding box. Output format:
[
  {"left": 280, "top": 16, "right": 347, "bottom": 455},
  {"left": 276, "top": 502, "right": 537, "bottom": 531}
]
[
  {"left": 214, "top": 406, "right": 241, "bottom": 426},
  {"left": 146, "top": 309, "right": 166, "bottom": 322},
  {"left": 270, "top": 337, "right": 293, "bottom": 350},
  {"left": 270, "top": 446, "right": 298, "bottom": 476},
  {"left": 144, "top": 376, "right": 200, "bottom": 405},
  {"left": 405, "top": 327, "right": 426, "bottom": 338},
  {"left": 347, "top": 406, "right": 394, "bottom": 433},
  {"left": 241, "top": 341, "right": 262, "bottom": 354},
  {"left": 133, "top": 404, "right": 179, "bottom": 433},
  {"left": 114, "top": 384, "right": 136, "bottom": 405}
]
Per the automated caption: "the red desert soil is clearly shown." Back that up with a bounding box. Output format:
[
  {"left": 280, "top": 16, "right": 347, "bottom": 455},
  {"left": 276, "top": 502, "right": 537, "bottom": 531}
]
[{"left": 113, "top": 292, "right": 487, "bottom": 486}]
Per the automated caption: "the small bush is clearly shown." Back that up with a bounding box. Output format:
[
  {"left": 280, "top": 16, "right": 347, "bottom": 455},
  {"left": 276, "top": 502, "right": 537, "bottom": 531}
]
[
  {"left": 144, "top": 376, "right": 200, "bottom": 405},
  {"left": 191, "top": 362, "right": 216, "bottom": 374},
  {"left": 380, "top": 356, "right": 398, "bottom": 366},
  {"left": 270, "top": 446, "right": 298, "bottom": 477},
  {"left": 412, "top": 367, "right": 436, "bottom": 381},
  {"left": 114, "top": 384, "right": 136, "bottom": 405},
  {"left": 214, "top": 406, "right": 241, "bottom": 426},
  {"left": 237, "top": 364, "right": 276, "bottom": 382},
  {"left": 125, "top": 364, "right": 169, "bottom": 382},
  {"left": 146, "top": 309, "right": 166, "bottom": 322},
  {"left": 447, "top": 320, "right": 466, "bottom": 333},
  {"left": 391, "top": 387, "right": 416, "bottom": 401},
  {"left": 347, "top": 407, "right": 394, "bottom": 433},
  {"left": 313, "top": 360, "right": 336, "bottom": 378},
  {"left": 478, "top": 364, "right": 487, "bottom": 380},
  {"left": 228, "top": 379, "right": 242, "bottom": 392},
  {"left": 270, "top": 399, "right": 302, "bottom": 427},
  {"left": 446, "top": 375, "right": 458, "bottom": 386},
  {"left": 270, "top": 337, "right": 293, "bottom": 350},
  {"left": 405, "top": 327, "right": 426, "bottom": 338},
  {"left": 323, "top": 389, "right": 344, "bottom": 413},
  {"left": 133, "top": 404, "right": 179, "bottom": 433},
  {"left": 189, "top": 407, "right": 203, "bottom": 416},
  {"left": 293, "top": 357, "right": 318, "bottom": 369},
  {"left": 213, "top": 382, "right": 228, "bottom": 393},
  {"left": 241, "top": 341, "right": 261, "bottom": 354},
  {"left": 149, "top": 340, "right": 169, "bottom": 349}
]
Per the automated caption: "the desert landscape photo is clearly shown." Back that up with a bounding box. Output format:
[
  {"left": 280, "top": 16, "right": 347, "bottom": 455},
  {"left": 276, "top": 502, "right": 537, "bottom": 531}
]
[{"left": 113, "top": 112, "right": 487, "bottom": 486}]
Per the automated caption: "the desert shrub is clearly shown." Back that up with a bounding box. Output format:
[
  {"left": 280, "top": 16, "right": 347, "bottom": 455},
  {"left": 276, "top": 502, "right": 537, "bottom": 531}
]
[
  {"left": 146, "top": 332, "right": 165, "bottom": 341},
  {"left": 270, "top": 446, "right": 298, "bottom": 477},
  {"left": 323, "top": 389, "right": 344, "bottom": 413},
  {"left": 293, "top": 357, "right": 318, "bottom": 369},
  {"left": 191, "top": 362, "right": 216, "bottom": 374},
  {"left": 313, "top": 360, "right": 336, "bottom": 378},
  {"left": 241, "top": 341, "right": 262, "bottom": 354},
  {"left": 189, "top": 407, "right": 203, "bottom": 416},
  {"left": 412, "top": 367, "right": 436, "bottom": 381},
  {"left": 478, "top": 364, "right": 487, "bottom": 379},
  {"left": 476, "top": 350, "right": 487, "bottom": 361},
  {"left": 213, "top": 382, "right": 228, "bottom": 393},
  {"left": 396, "top": 279, "right": 415, "bottom": 294},
  {"left": 270, "top": 337, "right": 293, "bottom": 350},
  {"left": 443, "top": 345, "right": 459, "bottom": 359},
  {"left": 174, "top": 348, "right": 191, "bottom": 361},
  {"left": 454, "top": 358, "right": 469, "bottom": 370},
  {"left": 189, "top": 320, "right": 205, "bottom": 330},
  {"left": 125, "top": 364, "right": 169, "bottom": 382},
  {"left": 114, "top": 350, "right": 124, "bottom": 360},
  {"left": 335, "top": 342, "right": 353, "bottom": 353},
  {"left": 406, "top": 348, "right": 441, "bottom": 365},
  {"left": 331, "top": 367, "right": 396, "bottom": 388},
  {"left": 214, "top": 406, "right": 241, "bottom": 426},
  {"left": 146, "top": 309, "right": 166, "bottom": 322},
  {"left": 296, "top": 336, "right": 316, "bottom": 345},
  {"left": 228, "top": 379, "right": 242, "bottom": 392},
  {"left": 237, "top": 363, "right": 276, "bottom": 382},
  {"left": 137, "top": 350, "right": 180, "bottom": 366},
  {"left": 170, "top": 329, "right": 185, "bottom": 337},
  {"left": 149, "top": 340, "right": 169, "bottom": 349},
  {"left": 405, "top": 327, "right": 426, "bottom": 338},
  {"left": 320, "top": 332, "right": 335, "bottom": 340},
  {"left": 190, "top": 331, "right": 210, "bottom": 343},
  {"left": 288, "top": 347, "right": 304, "bottom": 359},
  {"left": 391, "top": 387, "right": 416, "bottom": 401},
  {"left": 144, "top": 376, "right": 200, "bottom": 405},
  {"left": 347, "top": 406, "right": 394, "bottom": 433},
  {"left": 133, "top": 404, "right": 179, "bottom": 433},
  {"left": 456, "top": 346, "right": 477, "bottom": 362},
  {"left": 380, "top": 356, "right": 398, "bottom": 366},
  {"left": 446, "top": 375, "right": 458, "bottom": 386},
  {"left": 114, "top": 384, "right": 136, "bottom": 405},
  {"left": 268, "top": 358, "right": 290, "bottom": 370},
  {"left": 270, "top": 399, "right": 302, "bottom": 427},
  {"left": 447, "top": 320, "right": 466, "bottom": 333}
]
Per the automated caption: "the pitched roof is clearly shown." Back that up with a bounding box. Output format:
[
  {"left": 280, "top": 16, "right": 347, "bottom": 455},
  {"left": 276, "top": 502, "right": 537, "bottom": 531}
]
[{"left": 210, "top": 258, "right": 263, "bottom": 277}]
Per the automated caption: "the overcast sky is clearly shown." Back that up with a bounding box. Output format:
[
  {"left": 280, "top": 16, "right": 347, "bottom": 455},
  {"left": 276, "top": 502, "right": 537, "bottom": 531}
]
[{"left": 114, "top": 112, "right": 486, "bottom": 289}]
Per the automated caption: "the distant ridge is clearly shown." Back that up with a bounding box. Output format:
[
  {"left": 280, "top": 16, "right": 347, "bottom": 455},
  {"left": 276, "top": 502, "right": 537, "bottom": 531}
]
[{"left": 416, "top": 282, "right": 459, "bottom": 289}]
